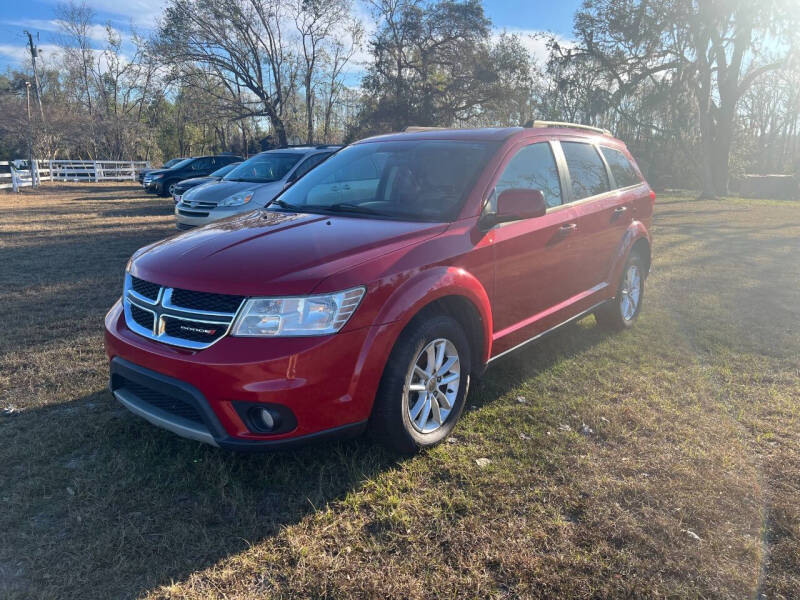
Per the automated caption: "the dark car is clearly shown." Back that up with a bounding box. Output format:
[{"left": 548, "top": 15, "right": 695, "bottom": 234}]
[
  {"left": 170, "top": 161, "right": 242, "bottom": 204},
  {"left": 143, "top": 154, "right": 243, "bottom": 196},
  {"left": 107, "top": 122, "right": 654, "bottom": 453},
  {"left": 137, "top": 158, "right": 186, "bottom": 184}
]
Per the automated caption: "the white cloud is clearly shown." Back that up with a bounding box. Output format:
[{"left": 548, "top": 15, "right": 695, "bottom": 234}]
[
  {"left": 23, "top": 0, "right": 163, "bottom": 29},
  {"left": 0, "top": 43, "right": 63, "bottom": 67},
  {"left": 3, "top": 18, "right": 120, "bottom": 43},
  {"left": 492, "top": 28, "right": 574, "bottom": 66}
]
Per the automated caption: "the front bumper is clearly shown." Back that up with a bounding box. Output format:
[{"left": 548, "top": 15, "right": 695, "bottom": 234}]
[
  {"left": 110, "top": 357, "right": 366, "bottom": 450},
  {"left": 104, "top": 300, "right": 400, "bottom": 449},
  {"left": 143, "top": 180, "right": 164, "bottom": 193},
  {"left": 174, "top": 204, "right": 250, "bottom": 228}
]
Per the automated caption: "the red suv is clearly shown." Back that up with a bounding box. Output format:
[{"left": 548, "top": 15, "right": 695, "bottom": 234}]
[{"left": 105, "top": 123, "right": 653, "bottom": 454}]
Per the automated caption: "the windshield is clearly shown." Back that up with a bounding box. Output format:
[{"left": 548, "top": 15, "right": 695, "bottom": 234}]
[
  {"left": 164, "top": 158, "right": 184, "bottom": 168},
  {"left": 274, "top": 140, "right": 499, "bottom": 222},
  {"left": 213, "top": 162, "right": 240, "bottom": 178},
  {"left": 225, "top": 153, "right": 302, "bottom": 183},
  {"left": 168, "top": 158, "right": 194, "bottom": 170}
]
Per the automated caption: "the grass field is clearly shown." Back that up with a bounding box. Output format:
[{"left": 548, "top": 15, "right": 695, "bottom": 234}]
[{"left": 0, "top": 183, "right": 799, "bottom": 599}]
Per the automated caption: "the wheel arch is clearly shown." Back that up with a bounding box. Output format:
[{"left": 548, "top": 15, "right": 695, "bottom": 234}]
[
  {"left": 608, "top": 221, "right": 652, "bottom": 288},
  {"left": 371, "top": 266, "right": 493, "bottom": 372}
]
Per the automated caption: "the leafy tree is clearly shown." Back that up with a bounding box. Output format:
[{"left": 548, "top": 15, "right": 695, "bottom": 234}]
[
  {"left": 353, "top": 0, "right": 533, "bottom": 137},
  {"left": 563, "top": 0, "right": 800, "bottom": 197}
]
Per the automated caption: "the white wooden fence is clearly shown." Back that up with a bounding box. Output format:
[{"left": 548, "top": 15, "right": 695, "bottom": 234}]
[{"left": 0, "top": 159, "right": 150, "bottom": 191}]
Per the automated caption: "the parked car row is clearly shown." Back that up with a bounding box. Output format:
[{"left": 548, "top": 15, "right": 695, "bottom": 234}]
[
  {"left": 174, "top": 145, "right": 340, "bottom": 229},
  {"left": 108, "top": 123, "right": 655, "bottom": 454},
  {"left": 142, "top": 154, "right": 243, "bottom": 196}
]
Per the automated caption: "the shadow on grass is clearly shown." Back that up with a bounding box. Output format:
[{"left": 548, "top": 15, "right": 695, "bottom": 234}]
[{"left": 0, "top": 314, "right": 610, "bottom": 600}]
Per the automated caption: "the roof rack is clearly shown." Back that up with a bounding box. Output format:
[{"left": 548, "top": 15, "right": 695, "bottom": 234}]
[
  {"left": 404, "top": 126, "right": 449, "bottom": 132},
  {"left": 531, "top": 120, "right": 612, "bottom": 136}
]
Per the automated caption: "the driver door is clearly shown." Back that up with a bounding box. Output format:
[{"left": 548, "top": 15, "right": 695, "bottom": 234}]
[{"left": 487, "top": 141, "right": 580, "bottom": 356}]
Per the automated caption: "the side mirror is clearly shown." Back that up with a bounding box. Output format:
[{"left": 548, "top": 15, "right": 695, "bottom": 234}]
[{"left": 481, "top": 188, "right": 547, "bottom": 229}]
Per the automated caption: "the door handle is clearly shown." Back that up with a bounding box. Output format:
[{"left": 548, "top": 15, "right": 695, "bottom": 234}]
[
  {"left": 559, "top": 223, "right": 577, "bottom": 233},
  {"left": 613, "top": 206, "right": 628, "bottom": 214},
  {"left": 341, "top": 184, "right": 351, "bottom": 191}
]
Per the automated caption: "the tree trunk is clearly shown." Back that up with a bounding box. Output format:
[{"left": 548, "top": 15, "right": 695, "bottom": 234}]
[{"left": 305, "top": 73, "right": 314, "bottom": 145}]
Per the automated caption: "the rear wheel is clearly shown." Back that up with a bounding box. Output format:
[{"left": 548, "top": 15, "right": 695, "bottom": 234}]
[
  {"left": 595, "top": 252, "right": 646, "bottom": 330},
  {"left": 370, "top": 315, "right": 471, "bottom": 454}
]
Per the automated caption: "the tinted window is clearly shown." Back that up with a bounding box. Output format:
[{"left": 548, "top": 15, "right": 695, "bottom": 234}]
[
  {"left": 291, "top": 153, "right": 331, "bottom": 181},
  {"left": 493, "top": 143, "right": 562, "bottom": 208},
  {"left": 601, "top": 147, "right": 641, "bottom": 188},
  {"left": 561, "top": 142, "right": 610, "bottom": 200},
  {"left": 211, "top": 162, "right": 240, "bottom": 178},
  {"left": 191, "top": 157, "right": 213, "bottom": 171},
  {"left": 277, "top": 141, "right": 498, "bottom": 222},
  {"left": 225, "top": 153, "right": 302, "bottom": 183},
  {"left": 169, "top": 158, "right": 193, "bottom": 170}
]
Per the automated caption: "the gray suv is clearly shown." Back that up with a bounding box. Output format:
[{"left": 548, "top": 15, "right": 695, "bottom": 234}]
[{"left": 175, "top": 146, "right": 340, "bottom": 229}]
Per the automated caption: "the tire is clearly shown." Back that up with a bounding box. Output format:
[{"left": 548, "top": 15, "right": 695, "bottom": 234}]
[
  {"left": 159, "top": 180, "right": 176, "bottom": 197},
  {"left": 595, "top": 251, "right": 646, "bottom": 331},
  {"left": 370, "top": 315, "right": 471, "bottom": 455}
]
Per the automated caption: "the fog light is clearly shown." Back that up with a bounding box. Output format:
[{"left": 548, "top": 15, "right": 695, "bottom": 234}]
[{"left": 257, "top": 407, "right": 280, "bottom": 431}]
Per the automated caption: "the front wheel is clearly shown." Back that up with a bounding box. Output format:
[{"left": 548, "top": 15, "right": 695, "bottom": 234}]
[
  {"left": 595, "top": 252, "right": 646, "bottom": 330},
  {"left": 370, "top": 315, "right": 471, "bottom": 455},
  {"left": 160, "top": 180, "right": 176, "bottom": 197}
]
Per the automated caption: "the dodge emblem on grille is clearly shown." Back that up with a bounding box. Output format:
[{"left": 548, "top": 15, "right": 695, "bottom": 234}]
[{"left": 180, "top": 324, "right": 217, "bottom": 336}]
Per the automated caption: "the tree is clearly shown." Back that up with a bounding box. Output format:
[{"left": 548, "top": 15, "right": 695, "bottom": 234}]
[
  {"left": 292, "top": 0, "right": 351, "bottom": 144},
  {"left": 564, "top": 0, "right": 800, "bottom": 198},
  {"left": 354, "top": 0, "right": 534, "bottom": 137}
]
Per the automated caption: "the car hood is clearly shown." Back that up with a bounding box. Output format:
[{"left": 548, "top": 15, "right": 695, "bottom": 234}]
[
  {"left": 181, "top": 180, "right": 284, "bottom": 205},
  {"left": 130, "top": 210, "right": 448, "bottom": 296},
  {"left": 146, "top": 168, "right": 171, "bottom": 177},
  {"left": 175, "top": 176, "right": 215, "bottom": 189}
]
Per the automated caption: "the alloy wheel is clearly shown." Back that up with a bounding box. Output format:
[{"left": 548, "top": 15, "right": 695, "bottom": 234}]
[
  {"left": 404, "top": 338, "right": 460, "bottom": 434},
  {"left": 620, "top": 264, "right": 642, "bottom": 321}
]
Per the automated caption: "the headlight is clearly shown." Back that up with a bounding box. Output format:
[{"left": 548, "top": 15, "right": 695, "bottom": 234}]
[
  {"left": 231, "top": 287, "right": 365, "bottom": 337},
  {"left": 218, "top": 191, "right": 254, "bottom": 207},
  {"left": 152, "top": 173, "right": 164, "bottom": 179}
]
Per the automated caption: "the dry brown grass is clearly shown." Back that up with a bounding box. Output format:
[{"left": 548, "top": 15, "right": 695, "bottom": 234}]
[{"left": 1, "top": 184, "right": 798, "bottom": 599}]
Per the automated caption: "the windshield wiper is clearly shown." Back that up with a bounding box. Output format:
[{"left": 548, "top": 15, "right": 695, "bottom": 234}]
[
  {"left": 305, "top": 203, "right": 389, "bottom": 216},
  {"left": 270, "top": 199, "right": 301, "bottom": 212}
]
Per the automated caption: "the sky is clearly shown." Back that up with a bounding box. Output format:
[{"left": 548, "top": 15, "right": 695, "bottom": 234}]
[{"left": 0, "top": 0, "right": 582, "bottom": 73}]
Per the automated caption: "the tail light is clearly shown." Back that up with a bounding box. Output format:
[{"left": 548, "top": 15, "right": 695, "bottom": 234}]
[{"left": 650, "top": 190, "right": 656, "bottom": 207}]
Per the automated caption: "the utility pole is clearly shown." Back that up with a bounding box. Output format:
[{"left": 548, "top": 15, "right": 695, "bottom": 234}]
[
  {"left": 24, "top": 30, "right": 45, "bottom": 123},
  {"left": 25, "top": 81, "right": 34, "bottom": 179}
]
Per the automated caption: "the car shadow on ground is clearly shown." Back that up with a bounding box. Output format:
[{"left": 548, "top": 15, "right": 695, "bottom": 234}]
[{"left": 0, "top": 314, "right": 611, "bottom": 599}]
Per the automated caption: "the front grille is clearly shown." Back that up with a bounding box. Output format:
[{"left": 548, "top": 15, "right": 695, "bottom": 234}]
[
  {"left": 123, "top": 274, "right": 242, "bottom": 349},
  {"left": 171, "top": 289, "right": 244, "bottom": 313},
  {"left": 178, "top": 208, "right": 210, "bottom": 217},
  {"left": 131, "top": 276, "right": 160, "bottom": 300},
  {"left": 120, "top": 379, "right": 204, "bottom": 424},
  {"left": 129, "top": 303, "right": 154, "bottom": 330}
]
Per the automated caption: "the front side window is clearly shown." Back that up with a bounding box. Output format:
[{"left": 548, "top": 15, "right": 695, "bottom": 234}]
[
  {"left": 600, "top": 147, "right": 642, "bottom": 189},
  {"left": 191, "top": 157, "right": 213, "bottom": 171},
  {"left": 290, "top": 152, "right": 332, "bottom": 181},
  {"left": 491, "top": 143, "right": 562, "bottom": 210},
  {"left": 225, "top": 153, "right": 302, "bottom": 183},
  {"left": 561, "top": 142, "right": 610, "bottom": 200},
  {"left": 274, "top": 140, "right": 499, "bottom": 222}
]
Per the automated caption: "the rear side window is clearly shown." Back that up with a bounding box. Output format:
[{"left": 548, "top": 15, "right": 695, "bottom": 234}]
[
  {"left": 494, "top": 143, "right": 562, "bottom": 208},
  {"left": 600, "top": 147, "right": 642, "bottom": 188},
  {"left": 561, "top": 142, "right": 610, "bottom": 200}
]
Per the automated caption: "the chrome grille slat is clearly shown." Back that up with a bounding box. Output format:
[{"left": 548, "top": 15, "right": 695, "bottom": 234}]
[{"left": 123, "top": 274, "right": 244, "bottom": 349}]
